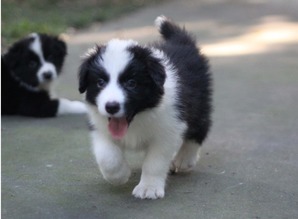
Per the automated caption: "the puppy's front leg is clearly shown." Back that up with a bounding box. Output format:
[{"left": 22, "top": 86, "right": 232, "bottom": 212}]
[
  {"left": 132, "top": 138, "right": 182, "bottom": 199},
  {"left": 57, "top": 98, "right": 87, "bottom": 115},
  {"left": 91, "top": 131, "right": 131, "bottom": 185}
]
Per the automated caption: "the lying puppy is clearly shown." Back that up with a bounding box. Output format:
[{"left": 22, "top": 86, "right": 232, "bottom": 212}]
[
  {"left": 2, "top": 33, "right": 86, "bottom": 117},
  {"left": 79, "top": 16, "right": 212, "bottom": 199}
]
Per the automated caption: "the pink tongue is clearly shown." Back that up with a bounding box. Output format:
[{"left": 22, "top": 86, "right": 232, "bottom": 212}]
[{"left": 108, "top": 117, "right": 128, "bottom": 140}]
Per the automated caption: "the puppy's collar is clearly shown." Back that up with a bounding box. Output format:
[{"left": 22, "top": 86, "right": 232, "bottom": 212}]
[{"left": 10, "top": 70, "right": 41, "bottom": 92}]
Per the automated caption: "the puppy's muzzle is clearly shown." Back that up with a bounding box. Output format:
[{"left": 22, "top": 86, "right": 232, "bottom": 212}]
[
  {"left": 42, "top": 71, "right": 54, "bottom": 81},
  {"left": 105, "top": 101, "right": 120, "bottom": 115}
]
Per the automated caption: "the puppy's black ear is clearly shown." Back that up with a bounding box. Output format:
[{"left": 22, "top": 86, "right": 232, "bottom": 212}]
[
  {"left": 39, "top": 33, "right": 67, "bottom": 57},
  {"left": 2, "top": 38, "right": 30, "bottom": 69},
  {"left": 78, "top": 45, "right": 104, "bottom": 94},
  {"left": 56, "top": 37, "right": 67, "bottom": 57},
  {"left": 78, "top": 60, "right": 89, "bottom": 93},
  {"left": 129, "top": 46, "right": 166, "bottom": 94},
  {"left": 146, "top": 53, "right": 166, "bottom": 94},
  {"left": 2, "top": 55, "right": 11, "bottom": 78}
]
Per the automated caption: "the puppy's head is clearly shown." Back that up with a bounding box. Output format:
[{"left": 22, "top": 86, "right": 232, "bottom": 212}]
[
  {"left": 3, "top": 33, "right": 67, "bottom": 91},
  {"left": 79, "top": 39, "right": 166, "bottom": 139}
]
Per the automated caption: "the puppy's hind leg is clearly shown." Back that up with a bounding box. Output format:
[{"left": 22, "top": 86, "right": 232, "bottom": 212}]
[
  {"left": 132, "top": 137, "right": 183, "bottom": 199},
  {"left": 170, "top": 141, "right": 201, "bottom": 173}
]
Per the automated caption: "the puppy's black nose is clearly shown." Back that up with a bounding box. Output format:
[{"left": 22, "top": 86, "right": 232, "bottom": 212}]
[
  {"left": 105, "top": 102, "right": 120, "bottom": 115},
  {"left": 43, "top": 72, "right": 53, "bottom": 80}
]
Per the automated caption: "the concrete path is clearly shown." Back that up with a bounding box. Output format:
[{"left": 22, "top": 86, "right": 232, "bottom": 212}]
[{"left": 2, "top": 0, "right": 298, "bottom": 218}]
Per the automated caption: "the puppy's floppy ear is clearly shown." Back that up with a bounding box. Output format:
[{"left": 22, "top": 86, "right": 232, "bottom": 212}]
[
  {"left": 55, "top": 38, "right": 67, "bottom": 57},
  {"left": 38, "top": 33, "right": 67, "bottom": 57},
  {"left": 78, "top": 45, "right": 104, "bottom": 93},
  {"left": 2, "top": 37, "right": 31, "bottom": 69},
  {"left": 2, "top": 55, "right": 10, "bottom": 76},
  {"left": 129, "top": 45, "right": 166, "bottom": 93},
  {"left": 78, "top": 60, "right": 89, "bottom": 93},
  {"left": 146, "top": 52, "right": 166, "bottom": 94},
  {"left": 57, "top": 34, "right": 68, "bottom": 55}
]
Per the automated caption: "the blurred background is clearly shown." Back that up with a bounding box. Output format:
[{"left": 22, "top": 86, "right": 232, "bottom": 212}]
[
  {"left": 1, "top": 0, "right": 163, "bottom": 49},
  {"left": 2, "top": 0, "right": 298, "bottom": 55}
]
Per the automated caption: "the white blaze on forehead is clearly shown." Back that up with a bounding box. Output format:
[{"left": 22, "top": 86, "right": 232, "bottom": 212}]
[
  {"left": 100, "top": 39, "right": 137, "bottom": 77},
  {"left": 29, "top": 33, "right": 45, "bottom": 63},
  {"left": 96, "top": 39, "right": 137, "bottom": 117}
]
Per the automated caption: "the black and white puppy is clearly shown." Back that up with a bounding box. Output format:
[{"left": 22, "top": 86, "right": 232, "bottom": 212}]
[
  {"left": 79, "top": 16, "right": 212, "bottom": 199},
  {"left": 2, "top": 33, "right": 86, "bottom": 117}
]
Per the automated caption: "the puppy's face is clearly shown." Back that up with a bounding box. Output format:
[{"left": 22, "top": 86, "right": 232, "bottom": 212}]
[
  {"left": 79, "top": 39, "right": 166, "bottom": 139},
  {"left": 4, "top": 33, "right": 66, "bottom": 90}
]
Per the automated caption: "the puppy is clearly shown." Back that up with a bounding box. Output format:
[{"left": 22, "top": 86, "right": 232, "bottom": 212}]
[
  {"left": 79, "top": 16, "right": 212, "bottom": 199},
  {"left": 2, "top": 33, "right": 86, "bottom": 117}
]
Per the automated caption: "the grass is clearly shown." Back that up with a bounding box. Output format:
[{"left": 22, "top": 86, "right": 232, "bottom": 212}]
[{"left": 1, "top": 0, "right": 162, "bottom": 48}]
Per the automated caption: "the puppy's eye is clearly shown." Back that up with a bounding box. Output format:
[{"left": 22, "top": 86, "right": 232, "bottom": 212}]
[
  {"left": 29, "top": 61, "right": 38, "bottom": 68},
  {"left": 97, "top": 78, "right": 106, "bottom": 88},
  {"left": 125, "top": 79, "right": 137, "bottom": 89}
]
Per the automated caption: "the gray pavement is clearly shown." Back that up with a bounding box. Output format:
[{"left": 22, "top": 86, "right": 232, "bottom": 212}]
[{"left": 2, "top": 0, "right": 298, "bottom": 218}]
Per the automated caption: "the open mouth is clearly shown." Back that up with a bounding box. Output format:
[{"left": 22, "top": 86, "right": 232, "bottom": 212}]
[{"left": 108, "top": 117, "right": 130, "bottom": 140}]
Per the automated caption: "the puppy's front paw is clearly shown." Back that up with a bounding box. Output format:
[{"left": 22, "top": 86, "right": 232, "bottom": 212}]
[
  {"left": 71, "top": 101, "right": 88, "bottom": 114},
  {"left": 132, "top": 183, "right": 165, "bottom": 199},
  {"left": 102, "top": 163, "right": 131, "bottom": 185},
  {"left": 58, "top": 98, "right": 87, "bottom": 115}
]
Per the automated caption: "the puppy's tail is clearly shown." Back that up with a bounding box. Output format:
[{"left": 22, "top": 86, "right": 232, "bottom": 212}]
[{"left": 155, "top": 15, "right": 196, "bottom": 46}]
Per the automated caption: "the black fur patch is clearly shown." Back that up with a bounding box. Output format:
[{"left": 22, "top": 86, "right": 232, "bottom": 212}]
[
  {"left": 121, "top": 45, "right": 166, "bottom": 121},
  {"left": 156, "top": 18, "right": 213, "bottom": 144}
]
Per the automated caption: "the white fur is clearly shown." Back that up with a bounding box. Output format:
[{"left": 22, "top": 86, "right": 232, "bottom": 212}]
[
  {"left": 57, "top": 98, "right": 87, "bottom": 115},
  {"left": 155, "top": 15, "right": 168, "bottom": 30},
  {"left": 100, "top": 39, "right": 136, "bottom": 77},
  {"left": 29, "top": 33, "right": 57, "bottom": 89},
  {"left": 95, "top": 76, "right": 126, "bottom": 117},
  {"left": 88, "top": 42, "right": 189, "bottom": 199},
  {"left": 170, "top": 141, "right": 201, "bottom": 173},
  {"left": 91, "top": 130, "right": 131, "bottom": 185}
]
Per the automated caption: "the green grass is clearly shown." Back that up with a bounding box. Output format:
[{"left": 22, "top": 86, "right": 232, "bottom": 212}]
[{"left": 1, "top": 0, "right": 162, "bottom": 48}]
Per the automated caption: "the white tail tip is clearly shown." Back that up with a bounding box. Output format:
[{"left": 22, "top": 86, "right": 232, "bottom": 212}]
[{"left": 155, "top": 15, "right": 168, "bottom": 29}]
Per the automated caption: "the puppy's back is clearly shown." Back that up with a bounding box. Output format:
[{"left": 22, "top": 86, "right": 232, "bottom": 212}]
[{"left": 155, "top": 16, "right": 213, "bottom": 145}]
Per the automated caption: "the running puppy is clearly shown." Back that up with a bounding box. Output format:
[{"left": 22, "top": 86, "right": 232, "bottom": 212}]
[
  {"left": 2, "top": 33, "right": 86, "bottom": 117},
  {"left": 79, "top": 16, "right": 212, "bottom": 199}
]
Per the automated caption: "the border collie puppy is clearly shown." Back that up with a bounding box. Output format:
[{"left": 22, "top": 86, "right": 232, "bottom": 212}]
[
  {"left": 79, "top": 16, "right": 212, "bottom": 199},
  {"left": 2, "top": 33, "right": 86, "bottom": 117}
]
